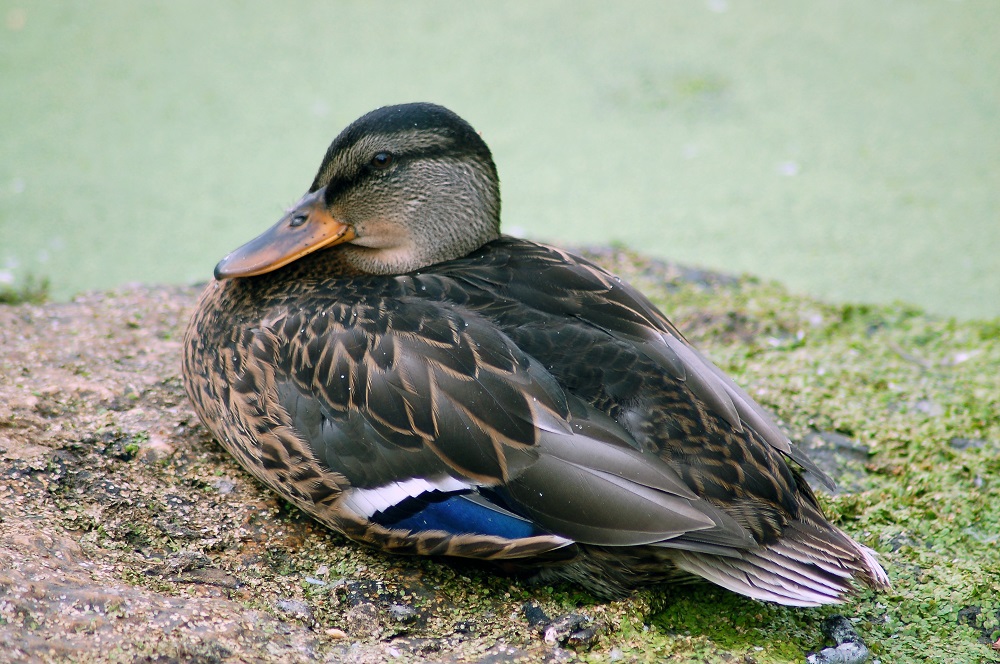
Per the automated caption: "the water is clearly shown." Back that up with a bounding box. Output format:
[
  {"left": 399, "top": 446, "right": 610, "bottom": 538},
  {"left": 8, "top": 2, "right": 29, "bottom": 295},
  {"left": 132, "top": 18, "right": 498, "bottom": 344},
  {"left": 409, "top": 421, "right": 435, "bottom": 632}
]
[{"left": 2, "top": 1, "right": 997, "bottom": 318}]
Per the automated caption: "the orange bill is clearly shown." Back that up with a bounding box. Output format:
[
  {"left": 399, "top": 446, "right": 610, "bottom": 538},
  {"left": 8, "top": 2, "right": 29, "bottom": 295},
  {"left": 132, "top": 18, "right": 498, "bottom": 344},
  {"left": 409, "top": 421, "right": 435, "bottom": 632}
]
[{"left": 214, "top": 187, "right": 354, "bottom": 279}]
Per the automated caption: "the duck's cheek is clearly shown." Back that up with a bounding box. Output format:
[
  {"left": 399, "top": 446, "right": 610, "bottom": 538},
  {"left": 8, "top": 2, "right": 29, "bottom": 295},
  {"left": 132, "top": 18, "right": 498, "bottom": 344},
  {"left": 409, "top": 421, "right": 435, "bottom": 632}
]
[{"left": 347, "top": 215, "right": 414, "bottom": 249}]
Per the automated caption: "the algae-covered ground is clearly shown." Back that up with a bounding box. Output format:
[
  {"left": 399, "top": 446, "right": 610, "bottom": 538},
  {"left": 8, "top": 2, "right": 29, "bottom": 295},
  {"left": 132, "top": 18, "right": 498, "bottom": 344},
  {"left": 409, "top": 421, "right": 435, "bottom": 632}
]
[{"left": 1, "top": 249, "right": 998, "bottom": 663}]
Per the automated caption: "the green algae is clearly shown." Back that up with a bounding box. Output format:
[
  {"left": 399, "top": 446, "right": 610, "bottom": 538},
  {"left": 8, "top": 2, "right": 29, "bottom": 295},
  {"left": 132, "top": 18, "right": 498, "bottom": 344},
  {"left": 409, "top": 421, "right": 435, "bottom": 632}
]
[
  {"left": 0, "top": 273, "right": 48, "bottom": 304},
  {"left": 609, "top": 256, "right": 1000, "bottom": 663}
]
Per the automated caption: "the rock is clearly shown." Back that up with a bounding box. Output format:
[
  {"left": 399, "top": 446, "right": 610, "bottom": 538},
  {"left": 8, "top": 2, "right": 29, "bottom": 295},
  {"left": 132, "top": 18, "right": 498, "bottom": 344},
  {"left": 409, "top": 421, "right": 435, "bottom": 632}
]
[
  {"left": 388, "top": 603, "right": 419, "bottom": 624},
  {"left": 913, "top": 399, "right": 944, "bottom": 417},
  {"left": 522, "top": 601, "right": 551, "bottom": 628},
  {"left": 275, "top": 599, "right": 315, "bottom": 624},
  {"left": 806, "top": 615, "right": 871, "bottom": 664},
  {"left": 0, "top": 272, "right": 933, "bottom": 661},
  {"left": 949, "top": 437, "right": 989, "bottom": 451},
  {"left": 957, "top": 605, "right": 1000, "bottom": 645},
  {"left": 209, "top": 476, "right": 238, "bottom": 494},
  {"left": 797, "top": 430, "right": 871, "bottom": 494},
  {"left": 538, "top": 612, "right": 602, "bottom": 650},
  {"left": 344, "top": 601, "right": 383, "bottom": 639}
]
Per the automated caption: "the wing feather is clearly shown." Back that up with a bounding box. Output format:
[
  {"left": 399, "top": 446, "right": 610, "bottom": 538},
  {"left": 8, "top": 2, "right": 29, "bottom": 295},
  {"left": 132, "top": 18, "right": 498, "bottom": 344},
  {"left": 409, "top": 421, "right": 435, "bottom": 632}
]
[{"left": 259, "top": 293, "right": 753, "bottom": 551}]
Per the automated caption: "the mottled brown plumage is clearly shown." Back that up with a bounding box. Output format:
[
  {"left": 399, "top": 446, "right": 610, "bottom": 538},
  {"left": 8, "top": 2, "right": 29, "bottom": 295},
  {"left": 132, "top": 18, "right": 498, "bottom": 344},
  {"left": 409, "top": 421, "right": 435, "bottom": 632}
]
[{"left": 183, "top": 103, "right": 889, "bottom": 605}]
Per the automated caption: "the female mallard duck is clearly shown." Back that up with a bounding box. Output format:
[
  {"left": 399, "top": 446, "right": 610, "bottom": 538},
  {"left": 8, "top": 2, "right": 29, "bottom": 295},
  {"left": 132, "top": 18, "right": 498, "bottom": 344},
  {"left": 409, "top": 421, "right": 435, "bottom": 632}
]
[{"left": 183, "top": 103, "right": 889, "bottom": 605}]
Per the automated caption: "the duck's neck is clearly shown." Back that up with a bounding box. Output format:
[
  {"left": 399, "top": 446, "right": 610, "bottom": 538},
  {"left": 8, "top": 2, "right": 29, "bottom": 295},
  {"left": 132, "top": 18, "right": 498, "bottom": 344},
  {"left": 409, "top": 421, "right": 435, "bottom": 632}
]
[{"left": 336, "top": 229, "right": 501, "bottom": 275}]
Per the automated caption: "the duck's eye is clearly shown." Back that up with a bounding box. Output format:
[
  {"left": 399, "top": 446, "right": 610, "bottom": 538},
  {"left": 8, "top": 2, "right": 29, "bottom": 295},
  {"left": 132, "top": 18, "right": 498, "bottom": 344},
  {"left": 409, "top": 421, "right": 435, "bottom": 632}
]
[{"left": 370, "top": 152, "right": 394, "bottom": 170}]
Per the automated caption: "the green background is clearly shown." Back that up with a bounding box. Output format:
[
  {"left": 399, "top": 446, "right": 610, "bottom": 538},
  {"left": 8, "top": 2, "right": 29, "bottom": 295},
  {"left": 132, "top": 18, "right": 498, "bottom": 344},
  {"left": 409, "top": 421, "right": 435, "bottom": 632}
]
[{"left": 2, "top": 1, "right": 997, "bottom": 318}]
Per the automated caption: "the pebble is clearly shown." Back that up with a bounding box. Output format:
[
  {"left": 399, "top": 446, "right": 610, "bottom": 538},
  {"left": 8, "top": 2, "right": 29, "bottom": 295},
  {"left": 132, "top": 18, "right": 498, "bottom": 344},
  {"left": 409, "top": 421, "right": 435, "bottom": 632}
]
[
  {"left": 274, "top": 599, "right": 314, "bottom": 624},
  {"left": 806, "top": 616, "right": 870, "bottom": 664},
  {"left": 388, "top": 603, "right": 419, "bottom": 624},
  {"left": 210, "top": 477, "right": 237, "bottom": 494}
]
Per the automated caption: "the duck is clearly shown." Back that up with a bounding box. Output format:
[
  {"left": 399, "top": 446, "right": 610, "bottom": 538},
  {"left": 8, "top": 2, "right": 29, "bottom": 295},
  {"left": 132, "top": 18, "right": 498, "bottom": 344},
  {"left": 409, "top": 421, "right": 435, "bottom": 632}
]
[{"left": 182, "top": 102, "right": 889, "bottom": 606}]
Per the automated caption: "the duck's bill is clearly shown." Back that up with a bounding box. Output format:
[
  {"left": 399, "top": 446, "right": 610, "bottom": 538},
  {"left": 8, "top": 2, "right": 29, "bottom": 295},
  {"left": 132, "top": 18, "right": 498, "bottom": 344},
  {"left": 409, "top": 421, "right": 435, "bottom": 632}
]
[{"left": 214, "top": 187, "right": 354, "bottom": 279}]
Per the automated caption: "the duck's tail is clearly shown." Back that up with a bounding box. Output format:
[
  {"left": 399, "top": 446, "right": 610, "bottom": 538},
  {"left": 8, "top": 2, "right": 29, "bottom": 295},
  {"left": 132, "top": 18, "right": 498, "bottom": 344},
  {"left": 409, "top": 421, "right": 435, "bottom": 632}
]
[{"left": 669, "top": 510, "right": 890, "bottom": 607}]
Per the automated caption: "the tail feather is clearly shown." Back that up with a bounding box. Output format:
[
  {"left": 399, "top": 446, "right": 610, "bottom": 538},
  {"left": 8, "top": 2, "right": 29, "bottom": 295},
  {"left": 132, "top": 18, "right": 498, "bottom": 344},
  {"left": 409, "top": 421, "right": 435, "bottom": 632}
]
[
  {"left": 671, "top": 522, "right": 889, "bottom": 607},
  {"left": 671, "top": 551, "right": 836, "bottom": 606}
]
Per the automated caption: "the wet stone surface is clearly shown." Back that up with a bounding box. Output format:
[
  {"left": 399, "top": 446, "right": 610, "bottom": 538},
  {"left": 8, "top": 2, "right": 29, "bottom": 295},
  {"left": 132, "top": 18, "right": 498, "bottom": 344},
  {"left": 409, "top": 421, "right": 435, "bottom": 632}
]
[
  {"left": 0, "top": 280, "right": 658, "bottom": 663},
  {"left": 806, "top": 616, "right": 870, "bottom": 664},
  {"left": 796, "top": 430, "right": 872, "bottom": 495}
]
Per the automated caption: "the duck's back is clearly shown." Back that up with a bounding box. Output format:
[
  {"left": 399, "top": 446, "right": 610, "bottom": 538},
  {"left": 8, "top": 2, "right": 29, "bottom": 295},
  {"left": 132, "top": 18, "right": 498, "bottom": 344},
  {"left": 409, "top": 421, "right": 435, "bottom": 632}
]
[{"left": 183, "top": 237, "right": 888, "bottom": 604}]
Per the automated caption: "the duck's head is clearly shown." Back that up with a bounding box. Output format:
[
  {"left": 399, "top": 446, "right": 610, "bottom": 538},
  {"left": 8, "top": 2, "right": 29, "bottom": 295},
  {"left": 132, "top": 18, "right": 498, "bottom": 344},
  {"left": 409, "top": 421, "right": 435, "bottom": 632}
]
[{"left": 215, "top": 103, "right": 501, "bottom": 279}]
